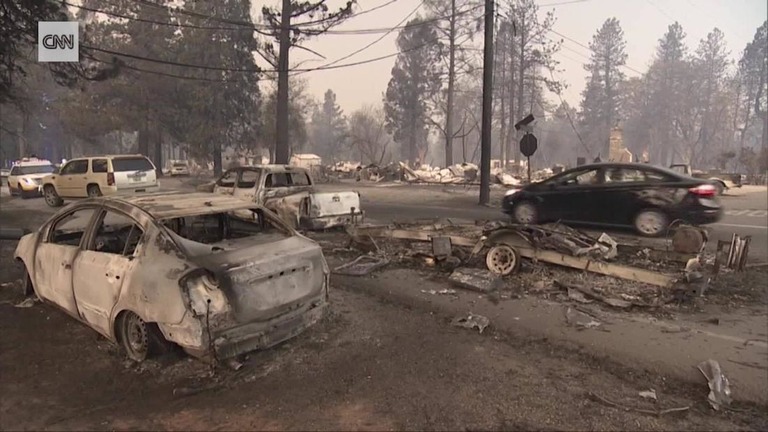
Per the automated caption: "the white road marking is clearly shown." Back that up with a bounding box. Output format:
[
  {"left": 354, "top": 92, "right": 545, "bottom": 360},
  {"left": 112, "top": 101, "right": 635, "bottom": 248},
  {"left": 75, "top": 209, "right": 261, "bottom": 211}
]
[
  {"left": 713, "top": 223, "right": 768, "bottom": 230},
  {"left": 725, "top": 209, "right": 768, "bottom": 217}
]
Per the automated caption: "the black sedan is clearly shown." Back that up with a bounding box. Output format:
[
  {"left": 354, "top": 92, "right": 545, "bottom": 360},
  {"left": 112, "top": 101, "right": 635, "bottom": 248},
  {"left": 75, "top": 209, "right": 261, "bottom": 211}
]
[{"left": 501, "top": 163, "right": 723, "bottom": 236}]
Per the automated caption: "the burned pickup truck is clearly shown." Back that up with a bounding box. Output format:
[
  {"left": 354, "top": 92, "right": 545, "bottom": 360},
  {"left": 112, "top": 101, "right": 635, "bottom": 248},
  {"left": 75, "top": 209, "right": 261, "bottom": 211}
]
[{"left": 198, "top": 165, "right": 363, "bottom": 230}]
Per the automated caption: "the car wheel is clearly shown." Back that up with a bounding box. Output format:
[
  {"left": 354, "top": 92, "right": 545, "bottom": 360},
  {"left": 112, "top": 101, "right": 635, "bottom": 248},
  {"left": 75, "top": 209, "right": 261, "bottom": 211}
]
[
  {"left": 117, "top": 311, "right": 170, "bottom": 362},
  {"left": 512, "top": 201, "right": 538, "bottom": 225},
  {"left": 43, "top": 185, "right": 63, "bottom": 207},
  {"left": 634, "top": 209, "right": 669, "bottom": 237},
  {"left": 486, "top": 244, "right": 521, "bottom": 276},
  {"left": 20, "top": 187, "right": 32, "bottom": 199},
  {"left": 87, "top": 184, "right": 102, "bottom": 198},
  {"left": 20, "top": 263, "right": 35, "bottom": 297}
]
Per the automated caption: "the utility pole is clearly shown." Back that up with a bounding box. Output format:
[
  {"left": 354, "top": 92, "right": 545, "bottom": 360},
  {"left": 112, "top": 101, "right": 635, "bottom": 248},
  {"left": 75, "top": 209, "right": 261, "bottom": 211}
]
[
  {"left": 479, "top": 0, "right": 494, "bottom": 205},
  {"left": 444, "top": 0, "right": 457, "bottom": 167},
  {"left": 275, "top": 0, "right": 292, "bottom": 164}
]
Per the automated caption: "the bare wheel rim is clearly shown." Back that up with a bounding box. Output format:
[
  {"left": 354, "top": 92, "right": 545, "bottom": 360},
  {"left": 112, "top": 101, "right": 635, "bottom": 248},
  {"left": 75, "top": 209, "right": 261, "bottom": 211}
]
[
  {"left": 486, "top": 244, "right": 519, "bottom": 276},
  {"left": 514, "top": 203, "right": 536, "bottom": 224},
  {"left": 122, "top": 313, "right": 149, "bottom": 360},
  {"left": 636, "top": 211, "right": 665, "bottom": 235}
]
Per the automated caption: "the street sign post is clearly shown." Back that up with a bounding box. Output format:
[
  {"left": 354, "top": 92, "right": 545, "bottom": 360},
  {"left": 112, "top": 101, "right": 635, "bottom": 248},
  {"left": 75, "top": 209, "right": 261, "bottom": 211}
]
[{"left": 520, "top": 133, "right": 538, "bottom": 183}]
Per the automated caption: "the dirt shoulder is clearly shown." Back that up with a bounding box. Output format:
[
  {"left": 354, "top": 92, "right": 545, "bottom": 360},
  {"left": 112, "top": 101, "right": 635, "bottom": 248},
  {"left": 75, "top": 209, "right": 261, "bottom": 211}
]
[
  {"left": 327, "top": 255, "right": 768, "bottom": 405},
  {"left": 1, "top": 257, "right": 765, "bottom": 430}
]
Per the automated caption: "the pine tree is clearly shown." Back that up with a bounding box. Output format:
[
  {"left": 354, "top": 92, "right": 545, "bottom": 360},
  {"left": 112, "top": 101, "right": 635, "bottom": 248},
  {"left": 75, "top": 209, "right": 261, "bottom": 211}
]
[
  {"left": 384, "top": 17, "right": 443, "bottom": 164},
  {"left": 310, "top": 89, "right": 348, "bottom": 162},
  {"left": 579, "top": 18, "right": 627, "bottom": 158}
]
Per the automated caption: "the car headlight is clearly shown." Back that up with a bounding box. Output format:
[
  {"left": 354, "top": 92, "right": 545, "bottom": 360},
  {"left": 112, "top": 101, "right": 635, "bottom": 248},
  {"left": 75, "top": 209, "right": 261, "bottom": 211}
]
[{"left": 504, "top": 188, "right": 520, "bottom": 197}]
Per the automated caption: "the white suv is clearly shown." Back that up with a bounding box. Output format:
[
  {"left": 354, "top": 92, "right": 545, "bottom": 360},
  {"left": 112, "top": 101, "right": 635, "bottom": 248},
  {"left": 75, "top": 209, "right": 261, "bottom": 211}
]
[
  {"left": 7, "top": 157, "right": 57, "bottom": 198},
  {"left": 41, "top": 155, "right": 160, "bottom": 207}
]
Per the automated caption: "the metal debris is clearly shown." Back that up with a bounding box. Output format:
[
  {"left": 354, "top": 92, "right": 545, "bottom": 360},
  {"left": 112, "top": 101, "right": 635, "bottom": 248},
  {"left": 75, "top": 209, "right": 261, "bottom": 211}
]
[
  {"left": 431, "top": 236, "right": 452, "bottom": 259},
  {"left": 638, "top": 389, "right": 658, "bottom": 401},
  {"left": 14, "top": 297, "right": 37, "bottom": 308},
  {"left": 698, "top": 359, "right": 732, "bottom": 410},
  {"left": 672, "top": 226, "right": 706, "bottom": 254},
  {"left": 565, "top": 307, "right": 601, "bottom": 329},
  {"left": 421, "top": 289, "right": 457, "bottom": 296},
  {"left": 449, "top": 268, "right": 502, "bottom": 293},
  {"left": 333, "top": 255, "right": 390, "bottom": 276},
  {"left": 726, "top": 234, "right": 751, "bottom": 271},
  {"left": 451, "top": 313, "right": 490, "bottom": 334},
  {"left": 226, "top": 358, "right": 244, "bottom": 371}
]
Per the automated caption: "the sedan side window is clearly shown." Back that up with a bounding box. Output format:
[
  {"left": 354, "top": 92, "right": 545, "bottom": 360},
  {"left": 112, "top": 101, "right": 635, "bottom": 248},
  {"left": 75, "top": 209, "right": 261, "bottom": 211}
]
[
  {"left": 217, "top": 171, "right": 236, "bottom": 188},
  {"left": 556, "top": 169, "right": 599, "bottom": 186},
  {"left": 605, "top": 168, "right": 645, "bottom": 183},
  {"left": 89, "top": 210, "right": 145, "bottom": 256},
  {"left": 643, "top": 169, "right": 673, "bottom": 182},
  {"left": 49, "top": 208, "right": 97, "bottom": 246}
]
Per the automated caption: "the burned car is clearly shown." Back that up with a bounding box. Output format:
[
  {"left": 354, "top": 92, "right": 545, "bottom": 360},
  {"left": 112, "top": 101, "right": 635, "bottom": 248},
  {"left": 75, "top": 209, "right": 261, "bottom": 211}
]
[
  {"left": 14, "top": 192, "right": 329, "bottom": 361},
  {"left": 198, "top": 165, "right": 364, "bottom": 230}
]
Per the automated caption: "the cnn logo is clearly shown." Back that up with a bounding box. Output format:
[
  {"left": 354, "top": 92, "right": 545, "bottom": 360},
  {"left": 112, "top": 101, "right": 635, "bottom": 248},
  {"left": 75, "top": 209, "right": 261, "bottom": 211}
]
[{"left": 38, "top": 21, "right": 79, "bottom": 62}]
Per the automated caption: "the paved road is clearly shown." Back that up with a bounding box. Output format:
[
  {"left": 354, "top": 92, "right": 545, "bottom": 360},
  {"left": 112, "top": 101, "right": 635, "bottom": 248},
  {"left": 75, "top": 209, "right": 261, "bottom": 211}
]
[
  {"left": 2, "top": 181, "right": 765, "bottom": 260},
  {"left": 359, "top": 185, "right": 768, "bottom": 261}
]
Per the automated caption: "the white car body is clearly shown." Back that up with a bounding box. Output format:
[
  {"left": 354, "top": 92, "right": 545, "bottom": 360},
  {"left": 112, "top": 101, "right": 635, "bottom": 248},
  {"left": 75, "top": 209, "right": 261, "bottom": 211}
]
[{"left": 7, "top": 158, "right": 57, "bottom": 198}]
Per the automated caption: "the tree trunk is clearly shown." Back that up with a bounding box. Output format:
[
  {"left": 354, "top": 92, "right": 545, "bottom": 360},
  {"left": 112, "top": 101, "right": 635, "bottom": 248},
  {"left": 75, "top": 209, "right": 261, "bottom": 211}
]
[
  {"left": 274, "top": 0, "right": 292, "bottom": 164},
  {"left": 515, "top": 18, "right": 525, "bottom": 172},
  {"left": 155, "top": 130, "right": 164, "bottom": 177},
  {"left": 139, "top": 91, "right": 150, "bottom": 157},
  {"left": 499, "top": 49, "right": 507, "bottom": 167},
  {"left": 444, "top": 0, "right": 456, "bottom": 167}
]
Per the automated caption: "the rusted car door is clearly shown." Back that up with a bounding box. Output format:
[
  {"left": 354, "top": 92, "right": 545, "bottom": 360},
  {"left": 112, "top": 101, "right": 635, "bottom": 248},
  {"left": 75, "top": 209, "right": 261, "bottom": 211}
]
[
  {"left": 71, "top": 209, "right": 142, "bottom": 336},
  {"left": 34, "top": 206, "right": 99, "bottom": 315}
]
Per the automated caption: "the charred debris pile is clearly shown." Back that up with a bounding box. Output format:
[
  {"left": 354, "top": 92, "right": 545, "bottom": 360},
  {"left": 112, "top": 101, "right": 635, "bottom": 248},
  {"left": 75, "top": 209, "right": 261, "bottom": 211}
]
[{"left": 309, "top": 220, "right": 754, "bottom": 311}]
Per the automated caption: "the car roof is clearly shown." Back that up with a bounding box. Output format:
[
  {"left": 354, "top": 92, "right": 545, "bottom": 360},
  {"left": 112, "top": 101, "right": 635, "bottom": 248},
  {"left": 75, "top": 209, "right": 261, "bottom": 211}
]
[
  {"left": 101, "top": 192, "right": 262, "bottom": 220},
  {"left": 231, "top": 164, "right": 308, "bottom": 173},
  {"left": 14, "top": 160, "right": 53, "bottom": 167},
  {"left": 565, "top": 162, "right": 682, "bottom": 176},
  {"left": 67, "top": 154, "right": 149, "bottom": 160}
]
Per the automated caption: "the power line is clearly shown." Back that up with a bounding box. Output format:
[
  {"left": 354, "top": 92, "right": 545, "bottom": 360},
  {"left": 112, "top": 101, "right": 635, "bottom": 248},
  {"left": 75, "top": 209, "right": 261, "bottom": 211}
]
[
  {"left": 547, "top": 68, "right": 592, "bottom": 157},
  {"left": 131, "top": 0, "right": 401, "bottom": 33},
  {"left": 68, "top": 0, "right": 472, "bottom": 36},
  {"left": 85, "top": 35, "right": 444, "bottom": 77},
  {"left": 297, "top": 1, "right": 484, "bottom": 75},
  {"left": 538, "top": 0, "right": 592, "bottom": 6},
  {"left": 296, "top": 0, "right": 426, "bottom": 74}
]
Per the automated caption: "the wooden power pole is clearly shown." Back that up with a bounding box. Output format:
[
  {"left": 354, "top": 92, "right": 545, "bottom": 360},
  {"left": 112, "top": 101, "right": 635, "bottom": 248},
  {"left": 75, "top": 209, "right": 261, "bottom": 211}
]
[{"left": 479, "top": 0, "right": 494, "bottom": 205}]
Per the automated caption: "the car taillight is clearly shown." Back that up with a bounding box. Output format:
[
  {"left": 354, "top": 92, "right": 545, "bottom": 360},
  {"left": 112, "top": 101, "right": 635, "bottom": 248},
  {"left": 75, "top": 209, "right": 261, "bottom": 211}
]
[
  {"left": 107, "top": 172, "right": 115, "bottom": 186},
  {"left": 689, "top": 184, "right": 716, "bottom": 198}
]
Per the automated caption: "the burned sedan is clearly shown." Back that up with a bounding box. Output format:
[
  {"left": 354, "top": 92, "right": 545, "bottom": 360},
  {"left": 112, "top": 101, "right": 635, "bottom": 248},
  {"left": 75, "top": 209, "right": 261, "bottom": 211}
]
[{"left": 14, "top": 192, "right": 329, "bottom": 362}]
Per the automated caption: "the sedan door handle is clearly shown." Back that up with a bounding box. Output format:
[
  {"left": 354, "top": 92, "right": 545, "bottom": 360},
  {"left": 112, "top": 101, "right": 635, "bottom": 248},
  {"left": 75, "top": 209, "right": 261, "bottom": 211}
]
[{"left": 63, "top": 263, "right": 72, "bottom": 269}]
